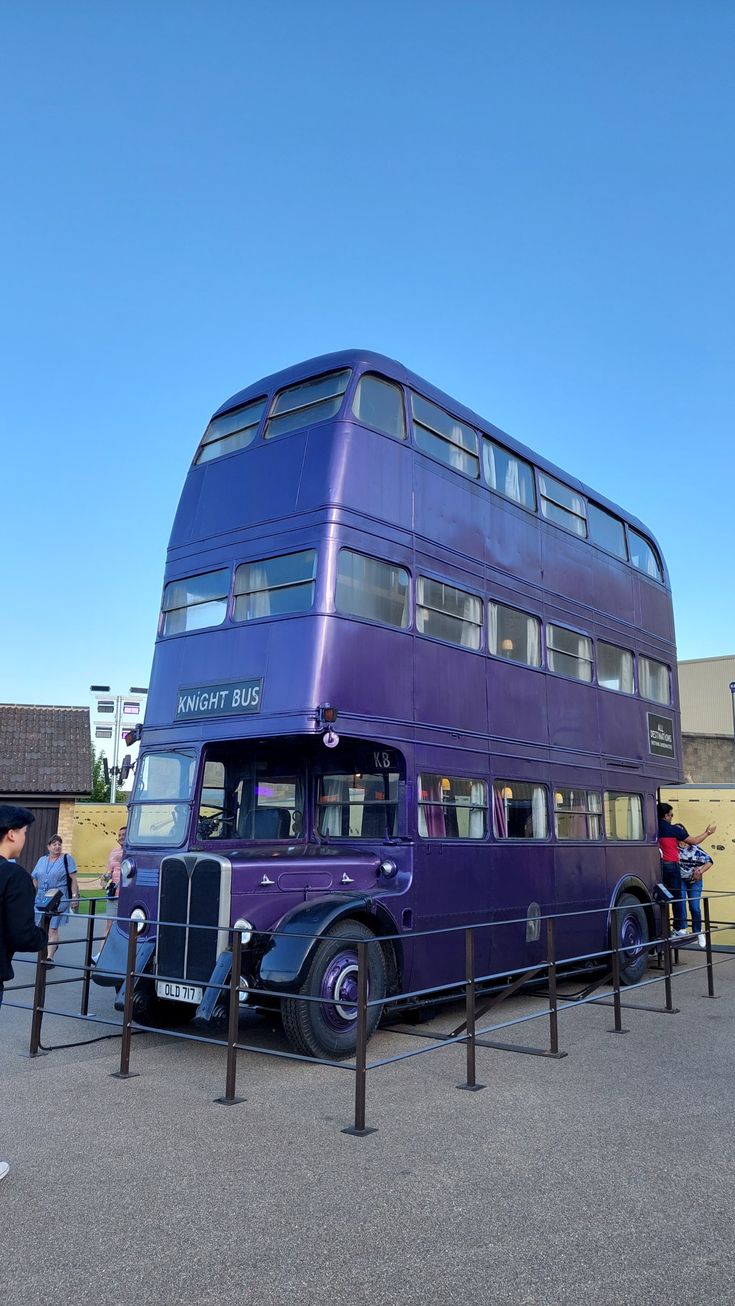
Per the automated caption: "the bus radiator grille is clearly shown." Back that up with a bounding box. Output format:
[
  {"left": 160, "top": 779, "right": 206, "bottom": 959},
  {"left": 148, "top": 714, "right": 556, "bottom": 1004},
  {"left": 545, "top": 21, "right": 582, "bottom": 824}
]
[{"left": 157, "top": 855, "right": 228, "bottom": 985}]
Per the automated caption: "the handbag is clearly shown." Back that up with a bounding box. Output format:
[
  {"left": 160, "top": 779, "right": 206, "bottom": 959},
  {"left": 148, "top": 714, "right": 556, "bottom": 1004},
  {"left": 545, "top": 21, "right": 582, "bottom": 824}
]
[{"left": 63, "top": 853, "right": 73, "bottom": 899}]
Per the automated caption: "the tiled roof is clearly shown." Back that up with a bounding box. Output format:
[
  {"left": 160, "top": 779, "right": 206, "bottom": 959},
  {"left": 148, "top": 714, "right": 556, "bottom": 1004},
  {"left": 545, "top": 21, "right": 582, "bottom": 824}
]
[{"left": 0, "top": 704, "right": 92, "bottom": 796}]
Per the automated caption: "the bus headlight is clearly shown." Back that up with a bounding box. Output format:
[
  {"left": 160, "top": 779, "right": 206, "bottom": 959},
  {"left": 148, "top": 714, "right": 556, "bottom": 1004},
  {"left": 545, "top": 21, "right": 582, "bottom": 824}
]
[
  {"left": 130, "top": 907, "right": 147, "bottom": 934},
  {"left": 234, "top": 918, "right": 254, "bottom": 945}
]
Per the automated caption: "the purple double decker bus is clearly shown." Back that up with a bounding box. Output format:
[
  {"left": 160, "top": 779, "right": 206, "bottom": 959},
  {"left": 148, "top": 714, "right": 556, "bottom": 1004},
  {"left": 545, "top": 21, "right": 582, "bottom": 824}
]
[{"left": 101, "top": 350, "right": 681, "bottom": 1058}]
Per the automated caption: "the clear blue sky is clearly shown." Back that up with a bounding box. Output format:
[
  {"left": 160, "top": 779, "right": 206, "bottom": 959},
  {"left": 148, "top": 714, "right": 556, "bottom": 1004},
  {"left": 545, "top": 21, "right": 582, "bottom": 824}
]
[{"left": 2, "top": 1, "right": 733, "bottom": 708}]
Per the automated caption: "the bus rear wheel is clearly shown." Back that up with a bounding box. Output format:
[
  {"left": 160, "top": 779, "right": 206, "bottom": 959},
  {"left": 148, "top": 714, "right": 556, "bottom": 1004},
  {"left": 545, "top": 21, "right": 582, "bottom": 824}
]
[
  {"left": 614, "top": 892, "right": 650, "bottom": 985},
  {"left": 281, "top": 919, "right": 386, "bottom": 1060}
]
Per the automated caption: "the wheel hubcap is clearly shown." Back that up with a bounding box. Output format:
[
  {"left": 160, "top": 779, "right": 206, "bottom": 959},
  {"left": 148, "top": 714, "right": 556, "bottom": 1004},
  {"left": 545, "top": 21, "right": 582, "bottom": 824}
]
[
  {"left": 320, "top": 951, "right": 363, "bottom": 1029},
  {"left": 620, "top": 913, "right": 643, "bottom": 957}
]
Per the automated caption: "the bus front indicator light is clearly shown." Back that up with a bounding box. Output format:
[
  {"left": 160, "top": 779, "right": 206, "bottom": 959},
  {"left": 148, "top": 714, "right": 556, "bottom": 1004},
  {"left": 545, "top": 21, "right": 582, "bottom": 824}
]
[
  {"left": 130, "top": 907, "right": 147, "bottom": 934},
  {"left": 379, "top": 858, "right": 397, "bottom": 880},
  {"left": 234, "top": 918, "right": 254, "bottom": 945}
]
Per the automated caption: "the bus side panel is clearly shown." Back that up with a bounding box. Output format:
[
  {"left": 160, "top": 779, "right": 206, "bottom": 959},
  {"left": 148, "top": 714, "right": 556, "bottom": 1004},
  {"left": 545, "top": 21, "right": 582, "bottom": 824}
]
[
  {"left": 488, "top": 662, "right": 548, "bottom": 748},
  {"left": 598, "top": 693, "right": 647, "bottom": 763},
  {"left": 414, "top": 642, "right": 488, "bottom": 735},
  {"left": 635, "top": 575, "right": 676, "bottom": 643},
  {"left": 321, "top": 622, "right": 414, "bottom": 724}
]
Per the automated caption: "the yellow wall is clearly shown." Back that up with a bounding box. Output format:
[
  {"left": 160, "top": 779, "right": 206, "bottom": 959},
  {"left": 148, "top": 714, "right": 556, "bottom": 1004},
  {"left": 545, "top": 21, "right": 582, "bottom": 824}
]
[
  {"left": 660, "top": 786, "right": 735, "bottom": 946},
  {"left": 72, "top": 803, "right": 127, "bottom": 878}
]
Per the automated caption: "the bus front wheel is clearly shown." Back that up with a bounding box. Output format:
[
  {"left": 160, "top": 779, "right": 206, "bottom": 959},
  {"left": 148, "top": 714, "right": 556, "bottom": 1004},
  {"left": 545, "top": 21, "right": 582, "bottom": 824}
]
[
  {"left": 281, "top": 919, "right": 386, "bottom": 1060},
  {"left": 614, "top": 892, "right": 650, "bottom": 985}
]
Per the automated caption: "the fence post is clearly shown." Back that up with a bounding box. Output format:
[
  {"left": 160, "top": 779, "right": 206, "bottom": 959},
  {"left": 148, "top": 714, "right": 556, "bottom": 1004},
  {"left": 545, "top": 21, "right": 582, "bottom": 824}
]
[
  {"left": 457, "top": 926, "right": 485, "bottom": 1091},
  {"left": 546, "top": 917, "right": 561, "bottom": 1056},
  {"left": 703, "top": 897, "right": 717, "bottom": 999},
  {"left": 343, "top": 938, "right": 376, "bottom": 1136},
  {"left": 608, "top": 905, "right": 628, "bottom": 1034},
  {"left": 79, "top": 896, "right": 97, "bottom": 1017},
  {"left": 29, "top": 943, "right": 49, "bottom": 1057},
  {"left": 111, "top": 923, "right": 140, "bottom": 1080},
  {"left": 660, "top": 902, "right": 679, "bottom": 1014},
  {"left": 216, "top": 928, "right": 245, "bottom": 1105}
]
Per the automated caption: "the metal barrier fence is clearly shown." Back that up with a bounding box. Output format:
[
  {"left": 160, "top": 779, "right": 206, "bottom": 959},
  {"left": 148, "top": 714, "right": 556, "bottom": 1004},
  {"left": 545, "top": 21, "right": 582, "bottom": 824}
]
[{"left": 5, "top": 892, "right": 735, "bottom": 1135}]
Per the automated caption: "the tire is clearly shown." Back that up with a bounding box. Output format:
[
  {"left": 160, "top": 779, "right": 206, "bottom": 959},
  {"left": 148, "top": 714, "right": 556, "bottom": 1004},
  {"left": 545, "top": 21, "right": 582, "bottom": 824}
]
[
  {"left": 281, "top": 919, "right": 386, "bottom": 1060},
  {"left": 613, "top": 892, "right": 650, "bottom": 985}
]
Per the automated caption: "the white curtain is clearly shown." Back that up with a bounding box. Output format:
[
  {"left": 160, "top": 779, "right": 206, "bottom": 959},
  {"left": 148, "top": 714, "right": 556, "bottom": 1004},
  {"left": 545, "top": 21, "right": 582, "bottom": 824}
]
[
  {"left": 526, "top": 618, "right": 540, "bottom": 666},
  {"left": 627, "top": 797, "right": 643, "bottom": 840},
  {"left": 532, "top": 786, "right": 547, "bottom": 838},
  {"left": 450, "top": 423, "right": 467, "bottom": 471},
  {"left": 461, "top": 593, "right": 481, "bottom": 649},
  {"left": 504, "top": 458, "right": 521, "bottom": 503},
  {"left": 239, "top": 564, "right": 271, "bottom": 619},
  {"left": 488, "top": 603, "right": 498, "bottom": 654},
  {"left": 319, "top": 777, "right": 344, "bottom": 836},
  {"left": 469, "top": 781, "right": 486, "bottom": 838}
]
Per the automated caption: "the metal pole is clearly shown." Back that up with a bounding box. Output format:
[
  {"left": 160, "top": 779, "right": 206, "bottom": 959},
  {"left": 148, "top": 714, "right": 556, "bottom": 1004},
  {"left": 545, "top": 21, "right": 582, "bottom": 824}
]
[
  {"left": 703, "top": 896, "right": 717, "bottom": 999},
  {"left": 342, "top": 939, "right": 377, "bottom": 1135},
  {"left": 546, "top": 917, "right": 560, "bottom": 1056},
  {"left": 216, "top": 930, "right": 245, "bottom": 1104},
  {"left": 458, "top": 927, "right": 485, "bottom": 1091},
  {"left": 112, "top": 922, "right": 140, "bottom": 1079},
  {"left": 29, "top": 941, "right": 49, "bottom": 1057},
  {"left": 608, "top": 905, "right": 628, "bottom": 1034},
  {"left": 80, "top": 896, "right": 97, "bottom": 1017},
  {"left": 661, "top": 902, "right": 678, "bottom": 1013},
  {"left": 110, "top": 693, "right": 121, "bottom": 803}
]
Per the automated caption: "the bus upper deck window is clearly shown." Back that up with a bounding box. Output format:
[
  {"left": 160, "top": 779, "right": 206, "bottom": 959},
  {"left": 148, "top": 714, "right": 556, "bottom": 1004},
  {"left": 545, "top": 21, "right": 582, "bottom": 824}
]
[
  {"left": 588, "top": 503, "right": 627, "bottom": 560},
  {"left": 352, "top": 374, "right": 406, "bottom": 439},
  {"left": 639, "top": 655, "right": 671, "bottom": 705},
  {"left": 411, "top": 393, "right": 480, "bottom": 479},
  {"left": 195, "top": 397, "right": 266, "bottom": 464},
  {"left": 482, "top": 439, "right": 535, "bottom": 509},
  {"left": 628, "top": 528, "right": 663, "bottom": 581},
  {"left": 161, "top": 569, "right": 229, "bottom": 636},
  {"left": 265, "top": 369, "right": 351, "bottom": 440},
  {"left": 539, "top": 474, "right": 587, "bottom": 538},
  {"left": 234, "top": 549, "right": 316, "bottom": 621}
]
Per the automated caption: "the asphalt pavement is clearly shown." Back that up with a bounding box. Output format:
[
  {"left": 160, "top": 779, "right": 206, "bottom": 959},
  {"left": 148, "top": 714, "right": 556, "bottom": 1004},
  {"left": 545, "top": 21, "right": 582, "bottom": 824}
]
[{"left": 2, "top": 918, "right": 735, "bottom": 1306}]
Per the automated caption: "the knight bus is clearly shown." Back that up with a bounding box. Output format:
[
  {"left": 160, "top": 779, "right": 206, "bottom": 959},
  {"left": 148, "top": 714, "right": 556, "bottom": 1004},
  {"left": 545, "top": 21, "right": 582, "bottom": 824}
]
[{"left": 94, "top": 349, "right": 682, "bottom": 1058}]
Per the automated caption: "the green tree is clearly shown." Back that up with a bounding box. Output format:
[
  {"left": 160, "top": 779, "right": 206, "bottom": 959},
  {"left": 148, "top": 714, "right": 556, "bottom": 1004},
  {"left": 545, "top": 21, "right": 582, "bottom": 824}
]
[{"left": 89, "top": 746, "right": 111, "bottom": 803}]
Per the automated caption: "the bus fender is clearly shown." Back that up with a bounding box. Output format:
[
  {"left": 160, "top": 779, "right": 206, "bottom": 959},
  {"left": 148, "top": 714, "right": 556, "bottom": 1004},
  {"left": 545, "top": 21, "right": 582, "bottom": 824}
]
[
  {"left": 91, "top": 920, "right": 155, "bottom": 991},
  {"left": 194, "top": 947, "right": 233, "bottom": 1023},
  {"left": 257, "top": 893, "right": 376, "bottom": 993}
]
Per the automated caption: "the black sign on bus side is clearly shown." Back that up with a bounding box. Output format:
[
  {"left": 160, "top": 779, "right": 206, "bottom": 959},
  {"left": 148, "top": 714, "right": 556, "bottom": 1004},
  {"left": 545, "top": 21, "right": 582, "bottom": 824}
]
[
  {"left": 647, "top": 711, "right": 675, "bottom": 758},
  {"left": 175, "top": 678, "right": 263, "bottom": 721}
]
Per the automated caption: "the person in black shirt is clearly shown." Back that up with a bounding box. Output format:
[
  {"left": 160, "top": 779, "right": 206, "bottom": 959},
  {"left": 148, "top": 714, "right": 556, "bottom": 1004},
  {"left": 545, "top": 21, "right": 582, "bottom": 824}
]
[{"left": 0, "top": 805, "right": 48, "bottom": 1185}]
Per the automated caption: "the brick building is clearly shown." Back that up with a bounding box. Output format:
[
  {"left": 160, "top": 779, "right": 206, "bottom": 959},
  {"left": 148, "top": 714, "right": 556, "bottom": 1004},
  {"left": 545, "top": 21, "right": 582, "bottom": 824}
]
[
  {"left": 0, "top": 704, "right": 92, "bottom": 866},
  {"left": 679, "top": 656, "right": 735, "bottom": 783}
]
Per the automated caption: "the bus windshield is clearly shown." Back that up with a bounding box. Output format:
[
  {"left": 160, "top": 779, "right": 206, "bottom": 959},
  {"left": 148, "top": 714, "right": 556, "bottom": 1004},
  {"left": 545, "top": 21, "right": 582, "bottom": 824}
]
[
  {"left": 128, "top": 750, "right": 197, "bottom": 848},
  {"left": 197, "top": 743, "right": 304, "bottom": 841}
]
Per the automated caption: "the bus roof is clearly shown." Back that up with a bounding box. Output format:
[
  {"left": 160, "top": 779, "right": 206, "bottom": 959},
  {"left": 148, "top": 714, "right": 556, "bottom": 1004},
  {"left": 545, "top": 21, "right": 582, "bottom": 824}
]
[{"left": 210, "top": 348, "right": 663, "bottom": 556}]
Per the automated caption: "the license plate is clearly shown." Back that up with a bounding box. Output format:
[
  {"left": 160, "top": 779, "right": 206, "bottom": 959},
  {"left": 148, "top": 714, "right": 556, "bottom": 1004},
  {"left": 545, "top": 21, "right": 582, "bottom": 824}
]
[{"left": 156, "top": 980, "right": 203, "bottom": 1005}]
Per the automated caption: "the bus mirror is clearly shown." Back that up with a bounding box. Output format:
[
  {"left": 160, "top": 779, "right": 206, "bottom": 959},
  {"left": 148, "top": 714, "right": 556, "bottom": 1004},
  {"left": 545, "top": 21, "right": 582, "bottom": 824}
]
[{"left": 119, "top": 754, "right": 133, "bottom": 785}]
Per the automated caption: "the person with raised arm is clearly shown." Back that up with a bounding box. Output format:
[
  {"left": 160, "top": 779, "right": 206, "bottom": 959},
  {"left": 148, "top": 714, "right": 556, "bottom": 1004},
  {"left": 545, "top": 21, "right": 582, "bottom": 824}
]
[{"left": 657, "top": 801, "right": 716, "bottom": 940}]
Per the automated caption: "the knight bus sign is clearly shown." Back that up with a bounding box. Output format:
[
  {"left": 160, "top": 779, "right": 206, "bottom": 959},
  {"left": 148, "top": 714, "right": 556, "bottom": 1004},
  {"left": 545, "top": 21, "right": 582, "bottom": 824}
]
[
  {"left": 175, "top": 678, "right": 263, "bottom": 721},
  {"left": 93, "top": 348, "right": 683, "bottom": 1060}
]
